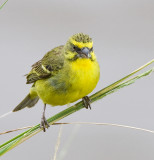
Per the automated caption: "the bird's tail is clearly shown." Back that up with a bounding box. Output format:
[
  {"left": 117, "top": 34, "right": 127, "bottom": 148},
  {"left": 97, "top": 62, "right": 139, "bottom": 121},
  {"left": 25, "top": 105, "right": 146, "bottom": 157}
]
[{"left": 13, "top": 94, "right": 39, "bottom": 112}]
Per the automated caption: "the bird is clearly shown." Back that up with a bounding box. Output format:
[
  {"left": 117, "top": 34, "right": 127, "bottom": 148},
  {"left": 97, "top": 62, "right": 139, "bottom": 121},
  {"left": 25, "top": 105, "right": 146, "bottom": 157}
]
[{"left": 13, "top": 33, "right": 100, "bottom": 132}]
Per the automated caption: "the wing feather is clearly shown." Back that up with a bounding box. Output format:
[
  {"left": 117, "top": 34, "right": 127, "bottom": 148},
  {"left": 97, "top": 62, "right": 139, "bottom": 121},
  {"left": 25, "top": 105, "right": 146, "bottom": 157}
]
[{"left": 26, "top": 45, "right": 64, "bottom": 84}]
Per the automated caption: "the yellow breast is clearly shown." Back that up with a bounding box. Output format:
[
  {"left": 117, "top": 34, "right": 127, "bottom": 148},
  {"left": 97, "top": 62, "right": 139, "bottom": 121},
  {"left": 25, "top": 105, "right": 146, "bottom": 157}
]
[
  {"left": 69, "top": 58, "right": 100, "bottom": 99},
  {"left": 34, "top": 58, "right": 100, "bottom": 106}
]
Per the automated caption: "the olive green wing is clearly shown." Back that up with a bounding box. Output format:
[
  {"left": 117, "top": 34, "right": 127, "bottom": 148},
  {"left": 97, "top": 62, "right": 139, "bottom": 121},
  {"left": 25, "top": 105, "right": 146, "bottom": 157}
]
[{"left": 26, "top": 45, "right": 64, "bottom": 84}]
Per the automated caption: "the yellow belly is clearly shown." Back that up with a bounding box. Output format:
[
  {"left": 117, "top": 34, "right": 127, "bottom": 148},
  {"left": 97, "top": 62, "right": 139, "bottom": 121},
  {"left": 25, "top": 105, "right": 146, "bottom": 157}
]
[{"left": 34, "top": 58, "right": 100, "bottom": 106}]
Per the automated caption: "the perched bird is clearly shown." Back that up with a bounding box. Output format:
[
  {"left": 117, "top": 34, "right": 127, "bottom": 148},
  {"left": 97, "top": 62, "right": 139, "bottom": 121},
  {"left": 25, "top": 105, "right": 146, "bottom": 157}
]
[{"left": 13, "top": 33, "right": 100, "bottom": 131}]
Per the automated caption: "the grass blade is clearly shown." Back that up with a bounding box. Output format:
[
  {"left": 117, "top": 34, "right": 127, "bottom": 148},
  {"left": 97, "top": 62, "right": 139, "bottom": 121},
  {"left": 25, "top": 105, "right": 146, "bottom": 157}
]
[{"left": 0, "top": 60, "right": 153, "bottom": 156}]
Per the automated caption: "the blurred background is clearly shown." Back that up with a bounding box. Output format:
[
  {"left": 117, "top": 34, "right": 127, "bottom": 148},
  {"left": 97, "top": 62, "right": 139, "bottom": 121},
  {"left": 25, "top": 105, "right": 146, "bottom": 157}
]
[{"left": 0, "top": 0, "right": 154, "bottom": 159}]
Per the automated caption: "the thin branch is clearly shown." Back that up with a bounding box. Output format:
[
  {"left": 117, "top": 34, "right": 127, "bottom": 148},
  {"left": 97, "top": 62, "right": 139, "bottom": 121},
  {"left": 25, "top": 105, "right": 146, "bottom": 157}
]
[
  {"left": 0, "top": 59, "right": 153, "bottom": 156},
  {"left": 90, "top": 59, "right": 154, "bottom": 103},
  {"left": 55, "top": 122, "right": 154, "bottom": 134},
  {"left": 52, "top": 125, "right": 63, "bottom": 160},
  {"left": 0, "top": 0, "right": 8, "bottom": 9},
  {"left": 57, "top": 124, "right": 80, "bottom": 160},
  {"left": 0, "top": 111, "right": 12, "bottom": 119},
  {"left": 0, "top": 126, "right": 33, "bottom": 135},
  {"left": 1, "top": 122, "right": 154, "bottom": 135}
]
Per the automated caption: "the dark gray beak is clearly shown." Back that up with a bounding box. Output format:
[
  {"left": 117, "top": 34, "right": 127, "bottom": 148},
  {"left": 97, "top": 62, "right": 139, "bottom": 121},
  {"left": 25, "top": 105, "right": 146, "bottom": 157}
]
[{"left": 81, "top": 47, "right": 91, "bottom": 58}]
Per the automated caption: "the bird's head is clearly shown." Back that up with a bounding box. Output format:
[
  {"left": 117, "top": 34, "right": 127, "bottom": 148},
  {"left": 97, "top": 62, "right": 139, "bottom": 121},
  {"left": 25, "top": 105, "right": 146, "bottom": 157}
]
[{"left": 64, "top": 33, "right": 96, "bottom": 61}]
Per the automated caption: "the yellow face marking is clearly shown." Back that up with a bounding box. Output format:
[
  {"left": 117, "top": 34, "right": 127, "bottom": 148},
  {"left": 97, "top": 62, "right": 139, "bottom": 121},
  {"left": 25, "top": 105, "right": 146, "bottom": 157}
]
[
  {"left": 70, "top": 38, "right": 93, "bottom": 49},
  {"left": 91, "top": 51, "right": 96, "bottom": 61}
]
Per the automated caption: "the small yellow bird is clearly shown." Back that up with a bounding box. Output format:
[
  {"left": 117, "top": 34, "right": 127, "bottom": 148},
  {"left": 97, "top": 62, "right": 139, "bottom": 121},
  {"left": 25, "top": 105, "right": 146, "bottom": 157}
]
[{"left": 13, "top": 33, "right": 100, "bottom": 131}]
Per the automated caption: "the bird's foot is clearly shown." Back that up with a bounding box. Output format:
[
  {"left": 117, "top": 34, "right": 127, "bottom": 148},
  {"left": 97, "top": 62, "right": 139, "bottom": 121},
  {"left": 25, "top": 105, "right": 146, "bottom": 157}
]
[
  {"left": 82, "top": 96, "right": 91, "bottom": 109},
  {"left": 40, "top": 115, "right": 50, "bottom": 132}
]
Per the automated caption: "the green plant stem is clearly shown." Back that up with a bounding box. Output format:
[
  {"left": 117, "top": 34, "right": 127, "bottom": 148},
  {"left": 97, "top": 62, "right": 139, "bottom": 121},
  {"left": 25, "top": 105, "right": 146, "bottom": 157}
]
[
  {"left": 0, "top": 59, "right": 153, "bottom": 156},
  {"left": 91, "top": 59, "right": 154, "bottom": 102},
  {"left": 0, "top": 0, "right": 8, "bottom": 9}
]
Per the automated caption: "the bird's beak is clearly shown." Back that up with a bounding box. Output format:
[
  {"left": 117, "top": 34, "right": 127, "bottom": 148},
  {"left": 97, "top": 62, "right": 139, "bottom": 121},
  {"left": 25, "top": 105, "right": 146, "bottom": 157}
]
[{"left": 80, "top": 47, "right": 91, "bottom": 58}]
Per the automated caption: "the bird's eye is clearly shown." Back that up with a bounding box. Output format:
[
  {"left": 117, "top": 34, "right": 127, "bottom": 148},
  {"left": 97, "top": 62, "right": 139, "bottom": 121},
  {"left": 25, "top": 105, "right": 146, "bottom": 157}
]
[
  {"left": 73, "top": 45, "right": 80, "bottom": 52},
  {"left": 73, "top": 46, "right": 77, "bottom": 50}
]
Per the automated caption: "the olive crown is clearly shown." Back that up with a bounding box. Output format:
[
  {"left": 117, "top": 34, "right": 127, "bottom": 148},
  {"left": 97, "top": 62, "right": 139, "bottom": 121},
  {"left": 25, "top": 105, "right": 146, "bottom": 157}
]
[{"left": 71, "top": 33, "right": 92, "bottom": 43}]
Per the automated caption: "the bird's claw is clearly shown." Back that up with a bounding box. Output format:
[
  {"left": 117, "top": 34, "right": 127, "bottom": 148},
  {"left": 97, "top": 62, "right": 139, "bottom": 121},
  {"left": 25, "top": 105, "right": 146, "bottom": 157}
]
[
  {"left": 82, "top": 96, "right": 91, "bottom": 109},
  {"left": 40, "top": 116, "right": 50, "bottom": 132}
]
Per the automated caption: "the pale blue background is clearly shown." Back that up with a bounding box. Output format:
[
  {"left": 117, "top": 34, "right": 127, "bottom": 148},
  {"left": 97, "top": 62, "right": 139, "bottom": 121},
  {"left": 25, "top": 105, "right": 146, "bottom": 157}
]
[{"left": 0, "top": 0, "right": 154, "bottom": 160}]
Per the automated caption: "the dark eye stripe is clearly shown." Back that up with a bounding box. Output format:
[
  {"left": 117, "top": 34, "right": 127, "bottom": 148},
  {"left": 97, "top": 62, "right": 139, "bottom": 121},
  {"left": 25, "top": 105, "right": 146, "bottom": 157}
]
[
  {"left": 70, "top": 43, "right": 81, "bottom": 52},
  {"left": 70, "top": 43, "right": 93, "bottom": 53},
  {"left": 90, "top": 47, "right": 93, "bottom": 52}
]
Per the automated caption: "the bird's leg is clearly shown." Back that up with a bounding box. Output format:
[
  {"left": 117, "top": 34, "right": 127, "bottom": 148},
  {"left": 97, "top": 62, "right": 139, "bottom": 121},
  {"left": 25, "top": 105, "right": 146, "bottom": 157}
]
[
  {"left": 82, "top": 96, "right": 91, "bottom": 110},
  {"left": 40, "top": 104, "right": 50, "bottom": 132}
]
